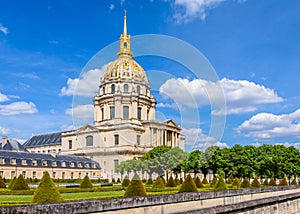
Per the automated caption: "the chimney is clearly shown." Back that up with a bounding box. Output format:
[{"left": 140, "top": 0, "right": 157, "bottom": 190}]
[{"left": 2, "top": 136, "right": 8, "bottom": 148}]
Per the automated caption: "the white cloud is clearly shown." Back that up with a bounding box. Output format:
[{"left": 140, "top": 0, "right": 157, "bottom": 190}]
[
  {"left": 0, "top": 93, "right": 9, "bottom": 102},
  {"left": 0, "top": 102, "right": 38, "bottom": 116},
  {"left": 0, "top": 126, "right": 10, "bottom": 134},
  {"left": 60, "top": 66, "right": 106, "bottom": 97},
  {"left": 109, "top": 4, "right": 115, "bottom": 11},
  {"left": 66, "top": 104, "right": 94, "bottom": 122},
  {"left": 0, "top": 23, "right": 8, "bottom": 35},
  {"left": 157, "top": 102, "right": 178, "bottom": 109},
  {"left": 159, "top": 78, "right": 283, "bottom": 115},
  {"left": 168, "top": 0, "right": 247, "bottom": 23},
  {"left": 182, "top": 127, "right": 227, "bottom": 150},
  {"left": 277, "top": 142, "right": 300, "bottom": 150},
  {"left": 237, "top": 109, "right": 300, "bottom": 140}
]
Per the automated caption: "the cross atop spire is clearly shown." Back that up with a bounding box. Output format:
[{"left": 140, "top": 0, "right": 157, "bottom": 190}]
[{"left": 123, "top": 9, "right": 127, "bottom": 36}]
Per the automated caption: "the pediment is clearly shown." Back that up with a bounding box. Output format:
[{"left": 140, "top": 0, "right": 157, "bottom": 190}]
[
  {"left": 77, "top": 124, "right": 99, "bottom": 133},
  {"left": 164, "top": 119, "right": 180, "bottom": 129}
]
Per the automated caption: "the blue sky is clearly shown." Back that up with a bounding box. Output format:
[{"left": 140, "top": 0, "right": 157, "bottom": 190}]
[{"left": 1, "top": 0, "right": 300, "bottom": 151}]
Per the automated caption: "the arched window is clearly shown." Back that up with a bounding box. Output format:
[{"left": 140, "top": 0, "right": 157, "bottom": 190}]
[
  {"left": 86, "top": 135, "right": 93, "bottom": 147},
  {"left": 124, "top": 42, "right": 127, "bottom": 49},
  {"left": 124, "top": 84, "right": 129, "bottom": 93},
  {"left": 102, "top": 87, "right": 105, "bottom": 95},
  {"left": 137, "top": 86, "right": 141, "bottom": 94},
  {"left": 123, "top": 106, "right": 129, "bottom": 119},
  {"left": 137, "top": 107, "right": 142, "bottom": 120},
  {"left": 111, "top": 84, "right": 115, "bottom": 94}
]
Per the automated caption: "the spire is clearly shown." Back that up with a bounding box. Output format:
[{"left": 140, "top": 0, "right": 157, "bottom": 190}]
[
  {"left": 118, "top": 10, "right": 132, "bottom": 58},
  {"left": 123, "top": 10, "right": 127, "bottom": 36}
]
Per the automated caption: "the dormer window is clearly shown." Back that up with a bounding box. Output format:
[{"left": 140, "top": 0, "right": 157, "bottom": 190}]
[
  {"left": 10, "top": 158, "right": 16, "bottom": 165},
  {"left": 42, "top": 160, "right": 47, "bottom": 166},
  {"left": 61, "top": 161, "right": 66, "bottom": 167},
  {"left": 70, "top": 162, "right": 75, "bottom": 167},
  {"left": 22, "top": 159, "right": 27, "bottom": 165},
  {"left": 52, "top": 161, "right": 57, "bottom": 167},
  {"left": 32, "top": 160, "right": 37, "bottom": 166},
  {"left": 78, "top": 162, "right": 82, "bottom": 168}
]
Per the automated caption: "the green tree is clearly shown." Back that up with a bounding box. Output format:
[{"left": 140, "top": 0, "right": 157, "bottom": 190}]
[
  {"left": 11, "top": 174, "right": 30, "bottom": 190},
  {"left": 80, "top": 175, "right": 93, "bottom": 188},
  {"left": 185, "top": 150, "right": 202, "bottom": 176},
  {"left": 124, "top": 173, "right": 147, "bottom": 197},
  {"left": 32, "top": 171, "right": 63, "bottom": 204},
  {"left": 178, "top": 174, "right": 198, "bottom": 193}
]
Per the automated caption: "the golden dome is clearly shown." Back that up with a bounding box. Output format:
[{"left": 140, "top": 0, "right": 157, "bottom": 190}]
[
  {"left": 101, "top": 57, "right": 148, "bottom": 83},
  {"left": 101, "top": 12, "right": 148, "bottom": 84}
]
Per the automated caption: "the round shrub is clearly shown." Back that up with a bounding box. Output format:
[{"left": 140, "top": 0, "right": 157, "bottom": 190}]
[
  {"left": 232, "top": 178, "right": 241, "bottom": 187},
  {"left": 175, "top": 177, "right": 180, "bottom": 186},
  {"left": 124, "top": 173, "right": 147, "bottom": 197},
  {"left": 202, "top": 177, "right": 208, "bottom": 184},
  {"left": 0, "top": 176, "right": 6, "bottom": 188},
  {"left": 31, "top": 171, "right": 63, "bottom": 204},
  {"left": 122, "top": 176, "right": 130, "bottom": 187},
  {"left": 241, "top": 178, "right": 251, "bottom": 188},
  {"left": 152, "top": 176, "right": 165, "bottom": 188},
  {"left": 279, "top": 177, "right": 288, "bottom": 186},
  {"left": 194, "top": 176, "right": 204, "bottom": 188},
  {"left": 11, "top": 174, "right": 30, "bottom": 190},
  {"left": 291, "top": 178, "right": 297, "bottom": 185},
  {"left": 80, "top": 175, "right": 93, "bottom": 188},
  {"left": 178, "top": 174, "right": 198, "bottom": 193},
  {"left": 146, "top": 178, "right": 153, "bottom": 185},
  {"left": 269, "top": 178, "right": 277, "bottom": 186},
  {"left": 251, "top": 177, "right": 261, "bottom": 188},
  {"left": 166, "top": 176, "right": 176, "bottom": 187},
  {"left": 210, "top": 176, "right": 218, "bottom": 187},
  {"left": 215, "top": 177, "right": 228, "bottom": 190}
]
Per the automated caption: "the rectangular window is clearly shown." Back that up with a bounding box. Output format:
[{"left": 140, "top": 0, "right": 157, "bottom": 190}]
[
  {"left": 71, "top": 172, "right": 74, "bottom": 179},
  {"left": 22, "top": 171, "right": 26, "bottom": 178},
  {"left": 110, "top": 106, "right": 115, "bottom": 119},
  {"left": 123, "top": 106, "right": 129, "bottom": 119},
  {"left": 78, "top": 172, "right": 81, "bottom": 178},
  {"left": 101, "top": 108, "right": 104, "bottom": 120},
  {"left": 68, "top": 140, "right": 72, "bottom": 149},
  {"left": 52, "top": 172, "right": 56, "bottom": 178},
  {"left": 114, "top": 159, "right": 119, "bottom": 170},
  {"left": 0, "top": 158, "right": 3, "bottom": 164},
  {"left": 33, "top": 171, "right": 36, "bottom": 179},
  {"left": 137, "top": 135, "right": 141, "bottom": 146},
  {"left": 137, "top": 107, "right": 142, "bottom": 120},
  {"left": 62, "top": 172, "right": 65, "bottom": 179},
  {"left": 86, "top": 136, "right": 93, "bottom": 147},
  {"left": 114, "top": 135, "right": 119, "bottom": 145},
  {"left": 11, "top": 171, "right": 15, "bottom": 179}
]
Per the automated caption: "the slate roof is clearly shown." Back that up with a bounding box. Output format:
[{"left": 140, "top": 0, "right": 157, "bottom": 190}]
[
  {"left": 0, "top": 139, "right": 26, "bottom": 151},
  {"left": 24, "top": 132, "right": 62, "bottom": 148},
  {"left": 0, "top": 150, "right": 101, "bottom": 169}
]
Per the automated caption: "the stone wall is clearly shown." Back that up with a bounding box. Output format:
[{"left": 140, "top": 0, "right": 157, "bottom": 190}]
[{"left": 1, "top": 185, "right": 300, "bottom": 214}]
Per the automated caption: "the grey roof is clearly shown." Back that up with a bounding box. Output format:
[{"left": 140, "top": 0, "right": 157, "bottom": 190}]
[
  {"left": 0, "top": 139, "right": 26, "bottom": 151},
  {"left": 24, "top": 132, "right": 62, "bottom": 148},
  {"left": 0, "top": 150, "right": 101, "bottom": 169}
]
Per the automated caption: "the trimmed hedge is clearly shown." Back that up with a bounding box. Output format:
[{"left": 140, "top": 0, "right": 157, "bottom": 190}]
[
  {"left": 152, "top": 176, "right": 165, "bottom": 188},
  {"left": 0, "top": 176, "right": 6, "bottom": 188},
  {"left": 124, "top": 173, "right": 147, "bottom": 197},
  {"left": 178, "top": 174, "right": 198, "bottom": 193},
  {"left": 232, "top": 178, "right": 241, "bottom": 187},
  {"left": 8, "top": 177, "right": 16, "bottom": 189},
  {"left": 11, "top": 174, "right": 30, "bottom": 190},
  {"left": 263, "top": 178, "right": 269, "bottom": 186},
  {"left": 210, "top": 177, "right": 218, "bottom": 187},
  {"left": 251, "top": 177, "right": 261, "bottom": 188},
  {"left": 122, "top": 176, "right": 130, "bottom": 187},
  {"left": 202, "top": 177, "right": 208, "bottom": 184},
  {"left": 215, "top": 177, "right": 227, "bottom": 190},
  {"left": 241, "top": 178, "right": 251, "bottom": 188},
  {"left": 31, "top": 171, "right": 63, "bottom": 204},
  {"left": 291, "top": 178, "right": 297, "bottom": 185},
  {"left": 166, "top": 176, "right": 176, "bottom": 187},
  {"left": 175, "top": 177, "right": 180, "bottom": 186},
  {"left": 194, "top": 176, "right": 204, "bottom": 188},
  {"left": 269, "top": 178, "right": 277, "bottom": 186},
  {"left": 279, "top": 177, "right": 288, "bottom": 186},
  {"left": 146, "top": 178, "right": 154, "bottom": 185},
  {"left": 80, "top": 175, "right": 93, "bottom": 188}
]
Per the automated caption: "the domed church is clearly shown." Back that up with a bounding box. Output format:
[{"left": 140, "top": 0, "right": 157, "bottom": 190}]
[{"left": 24, "top": 13, "right": 185, "bottom": 179}]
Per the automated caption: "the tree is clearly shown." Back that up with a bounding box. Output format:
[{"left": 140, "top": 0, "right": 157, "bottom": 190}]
[
  {"left": 185, "top": 150, "right": 202, "bottom": 176},
  {"left": 11, "top": 174, "right": 30, "bottom": 190},
  {"left": 80, "top": 175, "right": 93, "bottom": 188},
  {"left": 0, "top": 176, "right": 6, "bottom": 188},
  {"left": 124, "top": 173, "right": 147, "bottom": 197},
  {"left": 178, "top": 174, "right": 198, "bottom": 193},
  {"left": 32, "top": 171, "right": 63, "bottom": 204}
]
